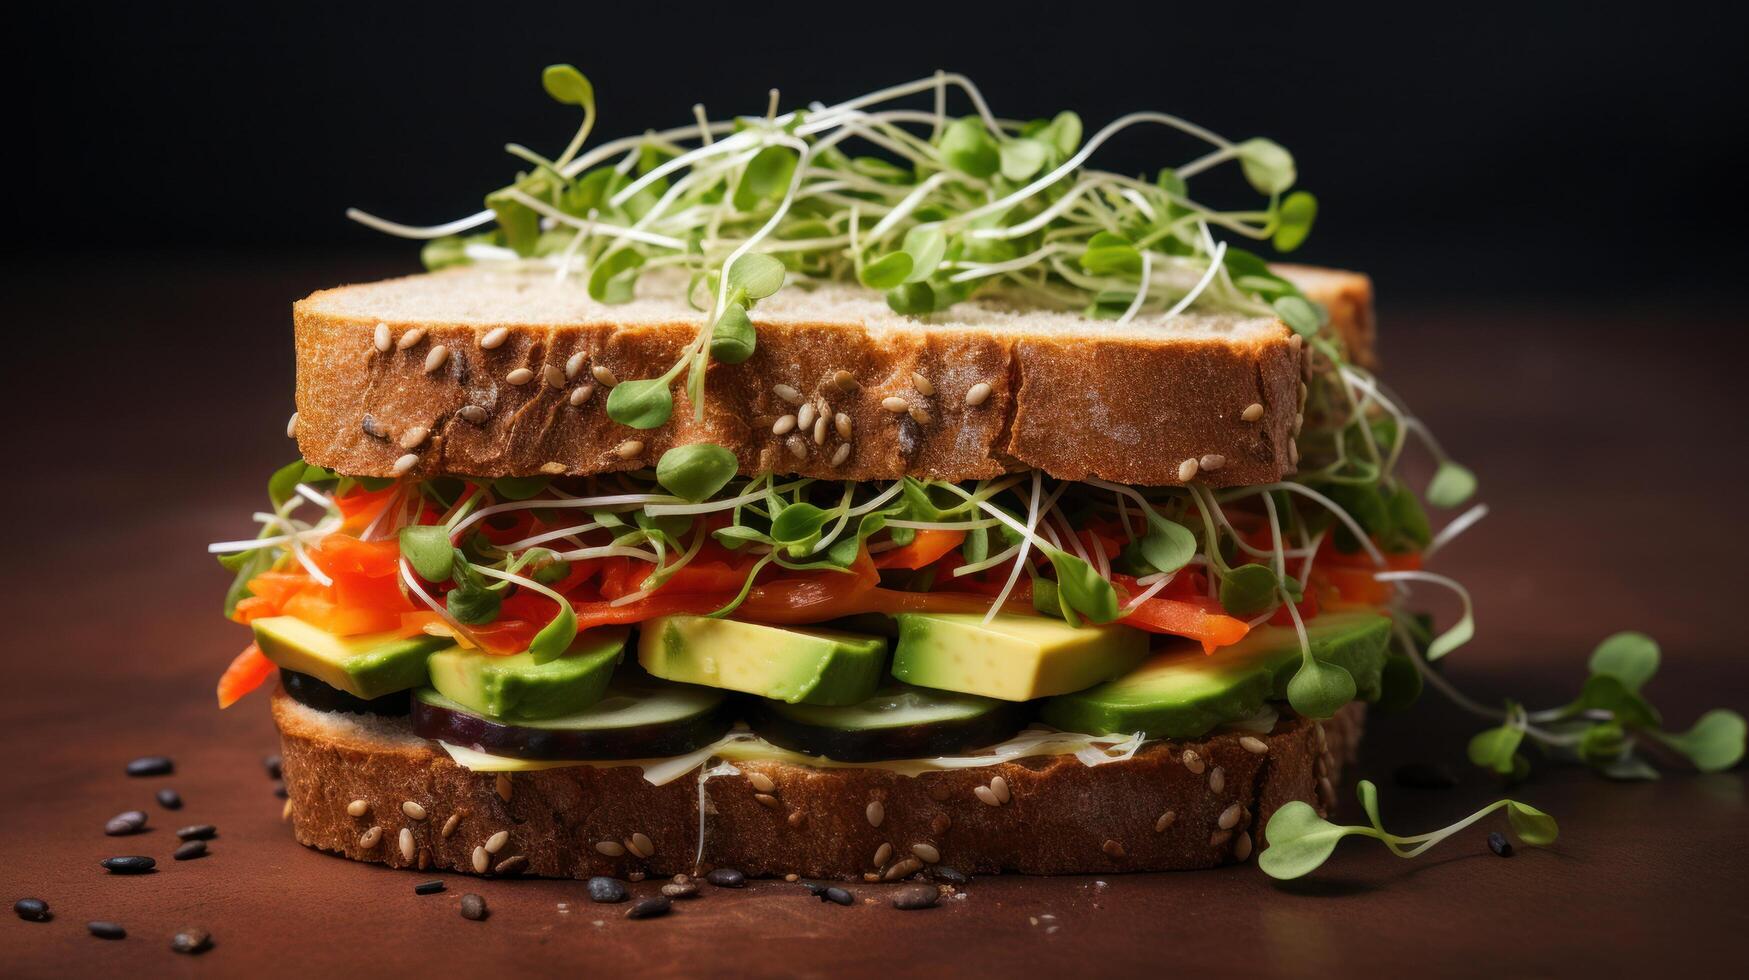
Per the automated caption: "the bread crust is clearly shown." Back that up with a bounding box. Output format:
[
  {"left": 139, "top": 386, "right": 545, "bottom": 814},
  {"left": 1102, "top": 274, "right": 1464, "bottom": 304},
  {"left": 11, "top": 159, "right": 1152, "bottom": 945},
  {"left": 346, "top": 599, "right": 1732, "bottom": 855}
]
[
  {"left": 273, "top": 689, "right": 1362, "bottom": 879},
  {"left": 289, "top": 266, "right": 1370, "bottom": 486}
]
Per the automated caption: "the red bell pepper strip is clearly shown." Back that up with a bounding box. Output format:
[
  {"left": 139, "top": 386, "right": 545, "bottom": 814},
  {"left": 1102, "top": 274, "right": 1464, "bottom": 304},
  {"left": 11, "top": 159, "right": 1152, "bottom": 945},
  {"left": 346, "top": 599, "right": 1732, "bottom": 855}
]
[{"left": 217, "top": 643, "right": 276, "bottom": 709}]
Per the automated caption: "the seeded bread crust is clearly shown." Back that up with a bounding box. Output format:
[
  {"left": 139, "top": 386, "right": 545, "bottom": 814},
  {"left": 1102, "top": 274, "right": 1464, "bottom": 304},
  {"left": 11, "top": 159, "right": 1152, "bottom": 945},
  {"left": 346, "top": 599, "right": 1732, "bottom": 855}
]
[
  {"left": 290, "top": 266, "right": 1372, "bottom": 487},
  {"left": 272, "top": 689, "right": 1363, "bottom": 879}
]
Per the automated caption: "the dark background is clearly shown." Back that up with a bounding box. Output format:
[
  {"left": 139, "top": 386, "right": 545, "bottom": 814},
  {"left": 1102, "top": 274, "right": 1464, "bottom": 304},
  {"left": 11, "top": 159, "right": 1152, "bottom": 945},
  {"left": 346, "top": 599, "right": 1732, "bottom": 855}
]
[{"left": 9, "top": 2, "right": 1747, "bottom": 309}]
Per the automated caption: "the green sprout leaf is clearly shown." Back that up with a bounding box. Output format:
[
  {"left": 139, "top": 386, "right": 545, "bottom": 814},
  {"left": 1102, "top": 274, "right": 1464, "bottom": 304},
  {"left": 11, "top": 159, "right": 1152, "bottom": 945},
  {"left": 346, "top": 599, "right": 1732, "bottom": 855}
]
[
  {"left": 1655, "top": 709, "right": 1747, "bottom": 772},
  {"left": 541, "top": 64, "right": 594, "bottom": 107},
  {"left": 1427, "top": 461, "right": 1478, "bottom": 508},
  {"left": 998, "top": 138, "right": 1049, "bottom": 181},
  {"left": 1504, "top": 802, "right": 1559, "bottom": 845},
  {"left": 1287, "top": 658, "right": 1357, "bottom": 719},
  {"left": 709, "top": 302, "right": 757, "bottom": 364},
  {"left": 1237, "top": 137, "right": 1296, "bottom": 195},
  {"left": 900, "top": 223, "right": 947, "bottom": 282},
  {"left": 939, "top": 117, "right": 1000, "bottom": 179},
  {"left": 1273, "top": 191, "right": 1318, "bottom": 252},
  {"left": 1587, "top": 631, "right": 1660, "bottom": 692},
  {"left": 398, "top": 525, "right": 454, "bottom": 583},
  {"left": 727, "top": 252, "right": 785, "bottom": 300},
  {"left": 860, "top": 251, "right": 913, "bottom": 289},
  {"left": 886, "top": 281, "right": 936, "bottom": 315},
  {"left": 492, "top": 476, "right": 551, "bottom": 501},
  {"left": 446, "top": 581, "right": 502, "bottom": 625},
  {"left": 734, "top": 146, "right": 799, "bottom": 211},
  {"left": 1468, "top": 721, "right": 1526, "bottom": 775},
  {"left": 656, "top": 443, "right": 738, "bottom": 502},
  {"left": 588, "top": 248, "right": 646, "bottom": 304},
  {"left": 606, "top": 377, "right": 675, "bottom": 430},
  {"left": 1044, "top": 548, "right": 1121, "bottom": 625},
  {"left": 1273, "top": 295, "right": 1320, "bottom": 338},
  {"left": 1219, "top": 564, "right": 1280, "bottom": 617},
  {"left": 1041, "top": 110, "right": 1082, "bottom": 157},
  {"left": 1137, "top": 514, "right": 1197, "bottom": 576},
  {"left": 527, "top": 601, "right": 578, "bottom": 664}
]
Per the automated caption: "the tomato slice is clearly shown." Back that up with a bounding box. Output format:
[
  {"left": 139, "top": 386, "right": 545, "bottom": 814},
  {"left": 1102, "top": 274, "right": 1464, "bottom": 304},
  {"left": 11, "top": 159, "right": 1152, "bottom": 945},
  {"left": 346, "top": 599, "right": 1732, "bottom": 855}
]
[{"left": 216, "top": 644, "right": 276, "bottom": 709}]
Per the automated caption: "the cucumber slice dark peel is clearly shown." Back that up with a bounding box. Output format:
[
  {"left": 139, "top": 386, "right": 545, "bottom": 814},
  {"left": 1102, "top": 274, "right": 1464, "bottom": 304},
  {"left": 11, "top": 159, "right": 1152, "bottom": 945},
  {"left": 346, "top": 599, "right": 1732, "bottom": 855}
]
[
  {"left": 746, "top": 684, "right": 1031, "bottom": 762},
  {"left": 282, "top": 669, "right": 411, "bottom": 716},
  {"left": 412, "top": 680, "right": 733, "bottom": 760}
]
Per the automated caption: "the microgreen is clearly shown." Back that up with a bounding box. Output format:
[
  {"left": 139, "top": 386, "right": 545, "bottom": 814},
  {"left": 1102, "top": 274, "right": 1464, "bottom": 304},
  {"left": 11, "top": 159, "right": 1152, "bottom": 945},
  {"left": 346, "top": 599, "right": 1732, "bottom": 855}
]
[
  {"left": 398, "top": 525, "right": 455, "bottom": 582},
  {"left": 656, "top": 443, "right": 738, "bottom": 502},
  {"left": 1258, "top": 779, "right": 1557, "bottom": 880}
]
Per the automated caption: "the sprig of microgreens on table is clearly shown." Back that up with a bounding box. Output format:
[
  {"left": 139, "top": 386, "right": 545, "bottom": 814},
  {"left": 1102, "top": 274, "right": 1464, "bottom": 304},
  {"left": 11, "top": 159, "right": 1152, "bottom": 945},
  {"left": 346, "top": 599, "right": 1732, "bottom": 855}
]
[{"left": 347, "top": 65, "right": 1323, "bottom": 430}]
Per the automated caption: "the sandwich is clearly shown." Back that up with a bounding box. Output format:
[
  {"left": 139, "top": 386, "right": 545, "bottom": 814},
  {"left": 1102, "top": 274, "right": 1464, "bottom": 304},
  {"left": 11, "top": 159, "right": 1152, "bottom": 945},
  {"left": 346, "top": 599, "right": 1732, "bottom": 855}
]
[{"left": 207, "top": 68, "right": 1519, "bottom": 881}]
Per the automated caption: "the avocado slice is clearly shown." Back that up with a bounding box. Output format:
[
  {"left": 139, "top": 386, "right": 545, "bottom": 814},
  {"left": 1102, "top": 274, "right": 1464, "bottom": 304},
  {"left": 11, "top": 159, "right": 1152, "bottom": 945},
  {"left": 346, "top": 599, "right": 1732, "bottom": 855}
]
[
  {"left": 891, "top": 612, "right": 1149, "bottom": 701},
  {"left": 1039, "top": 612, "right": 1393, "bottom": 738},
  {"left": 428, "top": 627, "right": 628, "bottom": 721},
  {"left": 636, "top": 616, "right": 886, "bottom": 705},
  {"left": 252, "top": 616, "right": 452, "bottom": 700}
]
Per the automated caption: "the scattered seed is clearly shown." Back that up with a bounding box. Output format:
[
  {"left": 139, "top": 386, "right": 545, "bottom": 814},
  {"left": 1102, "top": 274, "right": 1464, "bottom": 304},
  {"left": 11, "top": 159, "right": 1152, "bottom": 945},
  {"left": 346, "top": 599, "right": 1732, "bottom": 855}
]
[
  {"left": 359, "top": 826, "right": 383, "bottom": 849},
  {"left": 661, "top": 880, "right": 699, "bottom": 899},
  {"left": 177, "top": 824, "right": 217, "bottom": 841},
  {"left": 1199, "top": 453, "right": 1226, "bottom": 472},
  {"left": 588, "top": 876, "right": 628, "bottom": 903},
  {"left": 1241, "top": 402, "right": 1265, "bottom": 422},
  {"left": 543, "top": 364, "right": 566, "bottom": 388},
  {"left": 415, "top": 880, "right": 445, "bottom": 895},
  {"left": 285, "top": 412, "right": 299, "bottom": 438},
  {"left": 873, "top": 842, "right": 893, "bottom": 868},
  {"left": 813, "top": 415, "right": 828, "bottom": 445},
  {"left": 797, "top": 402, "right": 817, "bottom": 431},
  {"left": 830, "top": 443, "right": 852, "bottom": 466},
  {"left": 832, "top": 370, "right": 857, "bottom": 391},
  {"left": 990, "top": 776, "right": 1011, "bottom": 804},
  {"left": 480, "top": 326, "right": 509, "bottom": 349},
  {"left": 1218, "top": 804, "right": 1242, "bottom": 831},
  {"left": 459, "top": 404, "right": 489, "bottom": 424},
  {"left": 126, "top": 756, "right": 173, "bottom": 777},
  {"left": 705, "top": 868, "right": 746, "bottom": 888},
  {"left": 273, "top": 782, "right": 288, "bottom": 799},
  {"left": 505, "top": 367, "right": 535, "bottom": 386},
  {"left": 101, "top": 856, "right": 155, "bottom": 875},
  {"left": 1182, "top": 749, "right": 1205, "bottom": 775},
  {"left": 753, "top": 792, "right": 780, "bottom": 809},
  {"left": 592, "top": 365, "right": 619, "bottom": 387},
  {"left": 1102, "top": 839, "right": 1126, "bottom": 858},
  {"left": 616, "top": 439, "right": 644, "bottom": 460},
  {"left": 282, "top": 798, "right": 294, "bottom": 821},
  {"left": 1289, "top": 332, "right": 1303, "bottom": 350},
  {"left": 402, "top": 801, "right": 428, "bottom": 822},
  {"left": 974, "top": 785, "right": 1001, "bottom": 807},
  {"left": 1154, "top": 811, "right": 1177, "bottom": 833},
  {"left": 933, "top": 866, "right": 970, "bottom": 886},
  {"left": 373, "top": 323, "right": 392, "bottom": 352},
  {"left": 747, "top": 772, "right": 776, "bottom": 794},
  {"left": 832, "top": 412, "right": 853, "bottom": 439},
  {"left": 1209, "top": 830, "right": 1233, "bottom": 848},
  {"left": 105, "top": 811, "right": 147, "bottom": 836},
  {"left": 881, "top": 396, "right": 908, "bottom": 413},
  {"left": 772, "top": 414, "right": 797, "bottom": 435},
  {"left": 15, "top": 898, "right": 49, "bottom": 922},
  {"left": 930, "top": 813, "right": 952, "bottom": 835},
  {"left": 424, "top": 345, "right": 450, "bottom": 373},
  {"left": 627, "top": 896, "right": 671, "bottom": 919},
  {"left": 471, "top": 846, "right": 489, "bottom": 873},
  {"left": 1289, "top": 441, "right": 1300, "bottom": 466},
  {"left": 1318, "top": 776, "right": 1337, "bottom": 807},
  {"left": 822, "top": 887, "right": 854, "bottom": 907},
  {"left": 87, "top": 920, "right": 126, "bottom": 939},
  {"left": 1234, "top": 831, "right": 1254, "bottom": 862},
  {"left": 264, "top": 755, "right": 283, "bottom": 780},
  {"left": 174, "top": 841, "right": 208, "bottom": 861},
  {"left": 564, "top": 351, "right": 587, "bottom": 379},
  {"left": 866, "top": 801, "right": 885, "bottom": 828},
  {"left": 628, "top": 833, "right": 655, "bottom": 858},
  {"left": 785, "top": 874, "right": 799, "bottom": 882},
  {"left": 883, "top": 857, "right": 923, "bottom": 881},
  {"left": 1394, "top": 763, "right": 1458, "bottom": 790},
  {"left": 1209, "top": 766, "right": 1226, "bottom": 795},
  {"left": 911, "top": 843, "right": 940, "bottom": 864},
  {"left": 493, "top": 855, "right": 527, "bottom": 876},
  {"left": 391, "top": 453, "right": 419, "bottom": 476},
  {"left": 787, "top": 810, "right": 805, "bottom": 828},
  {"left": 910, "top": 371, "right": 935, "bottom": 396},
  {"left": 773, "top": 383, "right": 803, "bottom": 404},
  {"left": 1177, "top": 458, "right": 1199, "bottom": 482},
  {"left": 965, "top": 383, "right": 996, "bottom": 409},
  {"left": 568, "top": 384, "right": 595, "bottom": 406},
  {"left": 170, "top": 928, "right": 212, "bottom": 954},
  {"left": 398, "top": 828, "right": 415, "bottom": 863},
  {"left": 907, "top": 405, "right": 931, "bottom": 426},
  {"left": 417, "top": 850, "right": 431, "bottom": 871},
  {"left": 1240, "top": 736, "right": 1270, "bottom": 755},
  {"left": 396, "top": 327, "right": 427, "bottom": 350},
  {"left": 477, "top": 830, "right": 507, "bottom": 856},
  {"left": 441, "top": 813, "right": 461, "bottom": 838},
  {"left": 1488, "top": 832, "right": 1514, "bottom": 858},
  {"left": 342, "top": 800, "right": 369, "bottom": 819},
  {"left": 891, "top": 884, "right": 939, "bottom": 910},
  {"left": 460, "top": 894, "right": 488, "bottom": 921},
  {"left": 595, "top": 841, "right": 625, "bottom": 857},
  {"left": 785, "top": 435, "right": 808, "bottom": 460}
]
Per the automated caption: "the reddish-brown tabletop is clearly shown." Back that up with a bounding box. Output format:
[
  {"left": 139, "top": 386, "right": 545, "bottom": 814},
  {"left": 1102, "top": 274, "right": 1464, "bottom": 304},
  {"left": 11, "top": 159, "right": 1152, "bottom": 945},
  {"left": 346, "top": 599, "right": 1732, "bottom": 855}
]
[{"left": 3, "top": 260, "right": 1744, "bottom": 977}]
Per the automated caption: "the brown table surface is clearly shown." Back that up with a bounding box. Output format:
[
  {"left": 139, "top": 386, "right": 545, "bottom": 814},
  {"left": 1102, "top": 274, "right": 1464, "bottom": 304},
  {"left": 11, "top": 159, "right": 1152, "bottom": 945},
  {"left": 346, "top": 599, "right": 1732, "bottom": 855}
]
[{"left": 3, "top": 258, "right": 1745, "bottom": 977}]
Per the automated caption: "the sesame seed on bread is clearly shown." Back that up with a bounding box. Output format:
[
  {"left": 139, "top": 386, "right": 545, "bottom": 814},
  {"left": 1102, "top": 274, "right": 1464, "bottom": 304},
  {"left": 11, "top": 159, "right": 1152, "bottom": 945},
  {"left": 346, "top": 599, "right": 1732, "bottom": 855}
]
[
  {"left": 290, "top": 264, "right": 1373, "bottom": 486},
  {"left": 272, "top": 689, "right": 1362, "bottom": 879}
]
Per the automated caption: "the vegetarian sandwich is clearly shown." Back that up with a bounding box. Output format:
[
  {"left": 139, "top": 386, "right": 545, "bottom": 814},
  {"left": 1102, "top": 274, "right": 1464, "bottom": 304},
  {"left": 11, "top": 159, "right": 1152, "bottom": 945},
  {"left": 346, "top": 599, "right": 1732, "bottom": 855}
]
[{"left": 211, "top": 68, "right": 1488, "bottom": 879}]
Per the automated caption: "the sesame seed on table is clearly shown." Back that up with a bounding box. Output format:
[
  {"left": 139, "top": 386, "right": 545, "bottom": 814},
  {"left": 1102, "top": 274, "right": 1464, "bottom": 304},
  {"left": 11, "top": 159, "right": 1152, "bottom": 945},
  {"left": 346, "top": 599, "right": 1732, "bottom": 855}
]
[{"left": 1, "top": 263, "right": 1744, "bottom": 976}]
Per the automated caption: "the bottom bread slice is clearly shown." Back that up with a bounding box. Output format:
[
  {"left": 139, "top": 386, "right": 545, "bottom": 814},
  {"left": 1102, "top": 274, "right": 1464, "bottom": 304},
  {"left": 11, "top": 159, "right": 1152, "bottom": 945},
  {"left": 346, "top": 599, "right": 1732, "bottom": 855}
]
[{"left": 273, "top": 689, "right": 1363, "bottom": 878}]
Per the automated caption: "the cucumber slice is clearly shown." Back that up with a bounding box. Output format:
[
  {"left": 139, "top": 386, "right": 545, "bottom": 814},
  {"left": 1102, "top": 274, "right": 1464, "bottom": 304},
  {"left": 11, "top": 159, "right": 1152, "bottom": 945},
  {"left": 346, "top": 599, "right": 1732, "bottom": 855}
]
[
  {"left": 282, "top": 669, "right": 411, "bottom": 716},
  {"left": 746, "top": 684, "right": 1030, "bottom": 762},
  {"left": 411, "top": 676, "right": 733, "bottom": 760}
]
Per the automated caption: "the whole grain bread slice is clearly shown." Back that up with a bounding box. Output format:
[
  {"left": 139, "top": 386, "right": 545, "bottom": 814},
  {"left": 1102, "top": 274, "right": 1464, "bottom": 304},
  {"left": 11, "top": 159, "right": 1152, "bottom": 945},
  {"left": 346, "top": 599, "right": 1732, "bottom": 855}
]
[
  {"left": 273, "top": 689, "right": 1362, "bottom": 879},
  {"left": 291, "top": 265, "right": 1372, "bottom": 487}
]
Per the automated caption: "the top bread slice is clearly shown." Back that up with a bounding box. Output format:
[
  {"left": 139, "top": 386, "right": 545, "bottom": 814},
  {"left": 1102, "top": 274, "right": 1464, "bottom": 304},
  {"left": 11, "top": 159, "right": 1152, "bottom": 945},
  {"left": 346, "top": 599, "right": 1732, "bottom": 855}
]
[{"left": 291, "top": 264, "right": 1374, "bottom": 488}]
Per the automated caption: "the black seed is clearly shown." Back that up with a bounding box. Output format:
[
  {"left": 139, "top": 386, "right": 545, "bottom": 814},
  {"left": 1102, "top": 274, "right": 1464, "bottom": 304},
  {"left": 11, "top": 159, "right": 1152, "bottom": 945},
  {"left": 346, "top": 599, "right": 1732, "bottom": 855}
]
[
  {"left": 156, "top": 788, "right": 183, "bottom": 810},
  {"left": 930, "top": 866, "right": 969, "bottom": 885},
  {"left": 174, "top": 841, "right": 208, "bottom": 861},
  {"left": 587, "top": 877, "right": 628, "bottom": 903},
  {"left": 1487, "top": 832, "right": 1514, "bottom": 857},
  {"left": 170, "top": 928, "right": 212, "bottom": 954},
  {"left": 87, "top": 921, "right": 126, "bottom": 939},
  {"left": 822, "top": 887, "right": 854, "bottom": 907},
  {"left": 704, "top": 868, "right": 745, "bottom": 888},
  {"left": 105, "top": 811, "right": 148, "bottom": 836},
  {"left": 660, "top": 880, "right": 699, "bottom": 899},
  {"left": 459, "top": 893, "right": 488, "bottom": 921},
  {"left": 891, "top": 885, "right": 939, "bottom": 910},
  {"left": 626, "top": 895, "right": 671, "bottom": 919},
  {"left": 126, "top": 756, "right": 173, "bottom": 777},
  {"left": 414, "top": 880, "right": 445, "bottom": 895},
  {"left": 1394, "top": 763, "right": 1459, "bottom": 790},
  {"left": 101, "top": 856, "right": 156, "bottom": 874},
  {"left": 272, "top": 782, "right": 288, "bottom": 799},
  {"left": 14, "top": 898, "right": 50, "bottom": 921},
  {"left": 263, "top": 754, "right": 282, "bottom": 780},
  {"left": 176, "top": 824, "right": 217, "bottom": 841},
  {"left": 799, "top": 880, "right": 831, "bottom": 896}
]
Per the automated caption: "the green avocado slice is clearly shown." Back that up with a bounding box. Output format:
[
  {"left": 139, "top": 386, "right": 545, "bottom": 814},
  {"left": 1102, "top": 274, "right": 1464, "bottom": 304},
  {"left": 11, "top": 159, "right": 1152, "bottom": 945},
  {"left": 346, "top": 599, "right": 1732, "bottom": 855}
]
[
  {"left": 891, "top": 612, "right": 1149, "bottom": 701},
  {"left": 1039, "top": 612, "right": 1393, "bottom": 739},
  {"left": 252, "top": 616, "right": 452, "bottom": 700},
  {"left": 637, "top": 616, "right": 887, "bottom": 705},
  {"left": 428, "top": 627, "right": 628, "bottom": 721}
]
